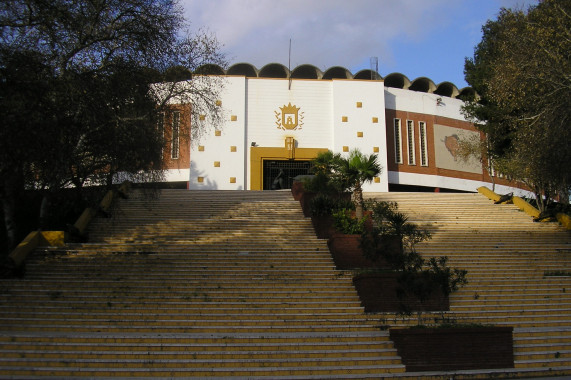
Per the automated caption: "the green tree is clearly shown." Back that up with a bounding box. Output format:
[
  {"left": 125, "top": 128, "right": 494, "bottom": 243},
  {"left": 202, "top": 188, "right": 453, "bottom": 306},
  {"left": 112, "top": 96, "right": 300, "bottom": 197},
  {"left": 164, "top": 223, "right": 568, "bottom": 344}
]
[
  {"left": 463, "top": 0, "right": 571, "bottom": 212},
  {"left": 305, "top": 149, "right": 382, "bottom": 219},
  {"left": 337, "top": 149, "right": 382, "bottom": 219},
  {"left": 0, "top": 0, "right": 226, "bottom": 250},
  {"left": 305, "top": 150, "right": 350, "bottom": 195}
]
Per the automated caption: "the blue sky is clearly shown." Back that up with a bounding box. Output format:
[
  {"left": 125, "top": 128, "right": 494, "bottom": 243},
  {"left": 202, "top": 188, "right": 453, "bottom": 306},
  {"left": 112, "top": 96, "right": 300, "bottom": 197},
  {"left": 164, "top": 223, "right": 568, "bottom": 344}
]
[{"left": 182, "top": 0, "right": 539, "bottom": 89}]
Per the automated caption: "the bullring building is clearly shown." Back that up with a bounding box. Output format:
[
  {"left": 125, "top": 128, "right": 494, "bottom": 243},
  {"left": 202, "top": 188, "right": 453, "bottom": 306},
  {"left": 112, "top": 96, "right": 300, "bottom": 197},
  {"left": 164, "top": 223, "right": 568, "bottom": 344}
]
[{"left": 161, "top": 62, "right": 522, "bottom": 195}]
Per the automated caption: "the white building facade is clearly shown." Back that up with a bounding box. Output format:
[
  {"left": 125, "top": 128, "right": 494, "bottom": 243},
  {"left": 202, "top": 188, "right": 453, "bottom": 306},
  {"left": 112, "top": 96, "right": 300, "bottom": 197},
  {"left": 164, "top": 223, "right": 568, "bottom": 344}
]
[{"left": 183, "top": 63, "right": 523, "bottom": 195}]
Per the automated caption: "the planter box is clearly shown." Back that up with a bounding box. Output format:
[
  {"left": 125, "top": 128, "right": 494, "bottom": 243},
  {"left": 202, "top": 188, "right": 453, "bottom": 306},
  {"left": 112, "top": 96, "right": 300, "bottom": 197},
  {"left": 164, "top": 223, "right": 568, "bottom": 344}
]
[
  {"left": 299, "top": 192, "right": 317, "bottom": 217},
  {"left": 351, "top": 210, "right": 373, "bottom": 233},
  {"left": 328, "top": 234, "right": 382, "bottom": 270},
  {"left": 390, "top": 326, "right": 514, "bottom": 371},
  {"left": 311, "top": 214, "right": 336, "bottom": 239},
  {"left": 299, "top": 192, "right": 352, "bottom": 218},
  {"left": 377, "top": 234, "right": 403, "bottom": 257},
  {"left": 313, "top": 211, "right": 373, "bottom": 240},
  {"left": 352, "top": 272, "right": 449, "bottom": 313},
  {"left": 291, "top": 181, "right": 305, "bottom": 201}
]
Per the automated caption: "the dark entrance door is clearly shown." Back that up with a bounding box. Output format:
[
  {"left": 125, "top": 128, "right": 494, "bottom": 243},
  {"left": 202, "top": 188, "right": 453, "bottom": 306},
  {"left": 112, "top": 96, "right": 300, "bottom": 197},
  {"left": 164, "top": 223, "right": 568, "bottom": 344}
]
[{"left": 263, "top": 160, "right": 312, "bottom": 190}]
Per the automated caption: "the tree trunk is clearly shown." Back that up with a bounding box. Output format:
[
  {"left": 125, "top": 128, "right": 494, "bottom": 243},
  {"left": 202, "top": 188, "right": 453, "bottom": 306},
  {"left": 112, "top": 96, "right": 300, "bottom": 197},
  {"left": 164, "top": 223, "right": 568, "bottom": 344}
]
[
  {"left": 1, "top": 195, "right": 17, "bottom": 251},
  {"left": 534, "top": 188, "right": 546, "bottom": 214},
  {"left": 486, "top": 166, "right": 496, "bottom": 192},
  {"left": 39, "top": 192, "right": 51, "bottom": 230},
  {"left": 1, "top": 174, "right": 21, "bottom": 251},
  {"left": 558, "top": 188, "right": 569, "bottom": 205},
  {"left": 486, "top": 147, "right": 495, "bottom": 192},
  {"left": 354, "top": 185, "right": 364, "bottom": 220}
]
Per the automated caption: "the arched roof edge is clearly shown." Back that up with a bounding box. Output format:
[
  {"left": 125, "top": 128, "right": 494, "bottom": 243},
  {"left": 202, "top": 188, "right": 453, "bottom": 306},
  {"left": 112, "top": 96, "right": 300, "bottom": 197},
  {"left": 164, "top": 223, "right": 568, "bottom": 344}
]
[
  {"left": 227, "top": 62, "right": 259, "bottom": 76},
  {"left": 195, "top": 63, "right": 225, "bottom": 74},
  {"left": 353, "top": 68, "right": 383, "bottom": 80},
  {"left": 435, "top": 81, "right": 460, "bottom": 98},
  {"left": 259, "top": 62, "right": 290, "bottom": 73},
  {"left": 410, "top": 76, "right": 437, "bottom": 93},
  {"left": 384, "top": 72, "right": 412, "bottom": 88}
]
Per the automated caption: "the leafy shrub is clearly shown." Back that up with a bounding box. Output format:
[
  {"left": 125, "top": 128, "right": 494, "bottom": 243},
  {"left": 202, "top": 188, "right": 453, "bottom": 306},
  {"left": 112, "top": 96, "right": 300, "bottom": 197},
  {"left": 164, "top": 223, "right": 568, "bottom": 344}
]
[
  {"left": 425, "top": 256, "right": 468, "bottom": 298},
  {"left": 309, "top": 194, "right": 354, "bottom": 216},
  {"left": 332, "top": 208, "right": 366, "bottom": 235},
  {"left": 304, "top": 150, "right": 351, "bottom": 195},
  {"left": 361, "top": 200, "right": 467, "bottom": 323},
  {"left": 362, "top": 200, "right": 431, "bottom": 268}
]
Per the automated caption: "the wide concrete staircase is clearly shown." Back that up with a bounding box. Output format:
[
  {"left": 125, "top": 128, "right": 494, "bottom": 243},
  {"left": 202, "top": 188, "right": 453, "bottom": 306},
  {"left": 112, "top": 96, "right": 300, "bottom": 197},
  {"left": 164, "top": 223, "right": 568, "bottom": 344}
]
[
  {"left": 0, "top": 190, "right": 405, "bottom": 378},
  {"left": 365, "top": 192, "right": 571, "bottom": 377},
  {"left": 1, "top": 189, "right": 570, "bottom": 379}
]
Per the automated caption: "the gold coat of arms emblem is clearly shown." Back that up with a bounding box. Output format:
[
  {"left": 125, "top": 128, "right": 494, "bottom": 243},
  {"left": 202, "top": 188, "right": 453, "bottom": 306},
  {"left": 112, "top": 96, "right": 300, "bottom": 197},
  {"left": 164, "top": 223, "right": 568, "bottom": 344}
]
[{"left": 275, "top": 103, "right": 304, "bottom": 130}]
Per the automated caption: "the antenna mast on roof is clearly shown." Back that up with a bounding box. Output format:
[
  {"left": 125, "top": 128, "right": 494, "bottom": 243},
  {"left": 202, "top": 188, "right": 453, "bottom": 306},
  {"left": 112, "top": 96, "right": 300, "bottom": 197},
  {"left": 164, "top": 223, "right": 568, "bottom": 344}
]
[
  {"left": 288, "top": 39, "right": 292, "bottom": 90},
  {"left": 370, "top": 57, "right": 378, "bottom": 80}
]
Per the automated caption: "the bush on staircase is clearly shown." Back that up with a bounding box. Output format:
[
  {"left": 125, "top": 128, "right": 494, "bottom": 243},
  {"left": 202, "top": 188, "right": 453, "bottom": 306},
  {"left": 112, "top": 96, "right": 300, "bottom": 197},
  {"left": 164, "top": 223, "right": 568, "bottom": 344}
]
[
  {"left": 298, "top": 149, "right": 381, "bottom": 220},
  {"left": 357, "top": 200, "right": 467, "bottom": 318},
  {"left": 296, "top": 150, "right": 351, "bottom": 217},
  {"left": 327, "top": 208, "right": 377, "bottom": 269},
  {"left": 308, "top": 194, "right": 353, "bottom": 239}
]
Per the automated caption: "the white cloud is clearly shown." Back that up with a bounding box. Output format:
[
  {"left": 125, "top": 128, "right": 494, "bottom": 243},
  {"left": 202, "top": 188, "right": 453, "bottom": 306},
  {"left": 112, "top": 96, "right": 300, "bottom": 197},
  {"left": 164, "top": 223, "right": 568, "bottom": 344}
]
[
  {"left": 180, "top": 0, "right": 540, "bottom": 85},
  {"left": 182, "top": 0, "right": 455, "bottom": 71}
]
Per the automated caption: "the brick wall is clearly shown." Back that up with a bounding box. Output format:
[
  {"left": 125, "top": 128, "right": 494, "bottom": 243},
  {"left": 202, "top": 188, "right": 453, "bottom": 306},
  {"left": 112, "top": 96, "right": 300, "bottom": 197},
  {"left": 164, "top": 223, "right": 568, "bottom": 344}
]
[
  {"left": 353, "top": 273, "right": 449, "bottom": 313},
  {"left": 390, "top": 327, "right": 514, "bottom": 371},
  {"left": 328, "top": 234, "right": 385, "bottom": 270}
]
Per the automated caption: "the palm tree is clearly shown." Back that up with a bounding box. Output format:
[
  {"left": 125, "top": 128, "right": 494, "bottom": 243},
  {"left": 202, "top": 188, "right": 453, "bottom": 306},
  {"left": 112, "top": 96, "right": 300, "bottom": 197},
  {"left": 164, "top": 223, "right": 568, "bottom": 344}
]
[
  {"left": 308, "top": 150, "right": 350, "bottom": 195},
  {"left": 337, "top": 149, "right": 381, "bottom": 219}
]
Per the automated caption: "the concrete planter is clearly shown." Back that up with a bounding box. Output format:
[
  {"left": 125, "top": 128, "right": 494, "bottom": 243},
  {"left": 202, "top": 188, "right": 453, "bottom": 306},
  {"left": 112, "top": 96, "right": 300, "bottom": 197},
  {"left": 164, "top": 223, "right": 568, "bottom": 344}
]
[
  {"left": 299, "top": 191, "right": 353, "bottom": 218},
  {"left": 311, "top": 214, "right": 336, "bottom": 239},
  {"left": 352, "top": 272, "right": 449, "bottom": 313},
  {"left": 328, "top": 234, "right": 383, "bottom": 270},
  {"left": 291, "top": 181, "right": 305, "bottom": 201},
  {"left": 299, "top": 192, "right": 317, "bottom": 217},
  {"left": 313, "top": 211, "right": 373, "bottom": 241},
  {"left": 390, "top": 326, "right": 514, "bottom": 371}
]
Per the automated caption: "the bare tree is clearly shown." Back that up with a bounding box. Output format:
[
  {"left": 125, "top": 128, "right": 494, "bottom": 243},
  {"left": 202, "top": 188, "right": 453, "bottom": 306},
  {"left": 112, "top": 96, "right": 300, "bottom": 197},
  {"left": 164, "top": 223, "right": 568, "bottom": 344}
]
[{"left": 0, "top": 0, "right": 226, "bottom": 250}]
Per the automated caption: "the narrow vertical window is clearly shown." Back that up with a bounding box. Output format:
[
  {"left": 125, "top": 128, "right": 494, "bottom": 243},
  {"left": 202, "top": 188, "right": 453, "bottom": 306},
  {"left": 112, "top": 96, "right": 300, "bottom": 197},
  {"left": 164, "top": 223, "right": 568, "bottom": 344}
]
[
  {"left": 419, "top": 121, "right": 428, "bottom": 167},
  {"left": 171, "top": 111, "right": 180, "bottom": 159},
  {"left": 407, "top": 120, "right": 416, "bottom": 165},
  {"left": 394, "top": 119, "right": 403, "bottom": 164}
]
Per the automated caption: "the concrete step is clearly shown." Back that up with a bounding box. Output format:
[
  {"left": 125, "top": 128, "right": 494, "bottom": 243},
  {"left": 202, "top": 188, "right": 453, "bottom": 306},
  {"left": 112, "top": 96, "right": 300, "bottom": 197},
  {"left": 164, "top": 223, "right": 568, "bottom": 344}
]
[
  {"left": 0, "top": 190, "right": 408, "bottom": 377},
  {"left": 362, "top": 192, "right": 571, "bottom": 377},
  {"left": 1, "top": 189, "right": 570, "bottom": 378}
]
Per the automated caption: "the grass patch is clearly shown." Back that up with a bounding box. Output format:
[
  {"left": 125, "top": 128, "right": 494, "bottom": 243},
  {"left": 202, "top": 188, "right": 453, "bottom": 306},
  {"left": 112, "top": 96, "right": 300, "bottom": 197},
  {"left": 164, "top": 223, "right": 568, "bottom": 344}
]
[
  {"left": 48, "top": 291, "right": 63, "bottom": 300},
  {"left": 544, "top": 270, "right": 571, "bottom": 277}
]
